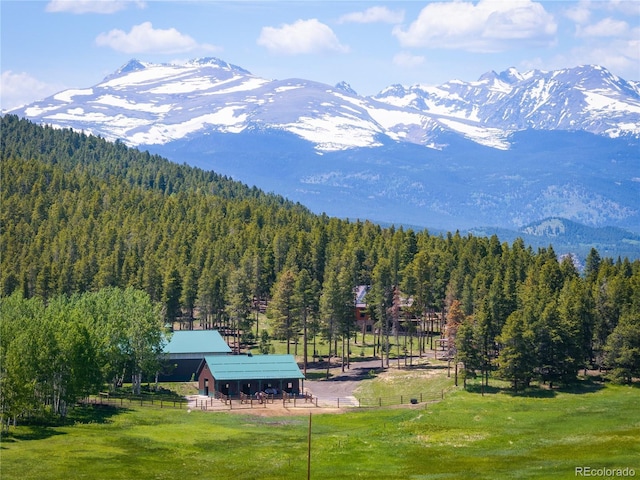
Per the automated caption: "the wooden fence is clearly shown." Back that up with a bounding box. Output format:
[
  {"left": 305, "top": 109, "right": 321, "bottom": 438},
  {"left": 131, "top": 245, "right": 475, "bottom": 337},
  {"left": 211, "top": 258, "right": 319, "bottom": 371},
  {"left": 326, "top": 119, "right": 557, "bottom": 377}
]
[
  {"left": 80, "top": 389, "right": 449, "bottom": 412},
  {"left": 194, "top": 391, "right": 316, "bottom": 410},
  {"left": 81, "top": 393, "right": 187, "bottom": 409},
  {"left": 352, "top": 390, "right": 446, "bottom": 408},
  {"left": 193, "top": 390, "right": 448, "bottom": 410}
]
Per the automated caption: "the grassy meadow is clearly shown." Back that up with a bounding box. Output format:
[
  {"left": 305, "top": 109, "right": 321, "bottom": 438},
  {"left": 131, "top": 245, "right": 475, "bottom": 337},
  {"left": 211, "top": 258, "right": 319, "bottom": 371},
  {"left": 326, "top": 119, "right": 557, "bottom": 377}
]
[{"left": 2, "top": 371, "right": 638, "bottom": 480}]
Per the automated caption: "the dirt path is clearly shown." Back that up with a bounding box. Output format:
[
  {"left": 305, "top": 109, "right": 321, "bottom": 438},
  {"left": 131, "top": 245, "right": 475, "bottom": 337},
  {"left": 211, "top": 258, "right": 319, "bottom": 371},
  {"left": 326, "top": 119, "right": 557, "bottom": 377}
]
[
  {"left": 303, "top": 355, "right": 436, "bottom": 406},
  {"left": 302, "top": 358, "right": 381, "bottom": 405}
]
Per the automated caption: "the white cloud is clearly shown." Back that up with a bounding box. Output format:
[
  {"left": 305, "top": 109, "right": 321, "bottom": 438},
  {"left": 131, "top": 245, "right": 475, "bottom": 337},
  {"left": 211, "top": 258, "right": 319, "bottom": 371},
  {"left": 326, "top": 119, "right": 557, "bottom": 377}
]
[
  {"left": 1, "top": 71, "right": 62, "bottom": 111},
  {"left": 257, "top": 19, "right": 348, "bottom": 55},
  {"left": 606, "top": 0, "right": 640, "bottom": 16},
  {"left": 338, "top": 6, "right": 404, "bottom": 24},
  {"left": 582, "top": 34, "right": 640, "bottom": 73},
  {"left": 559, "top": 0, "right": 639, "bottom": 79},
  {"left": 546, "top": 29, "right": 640, "bottom": 81},
  {"left": 565, "top": 1, "right": 640, "bottom": 26},
  {"left": 564, "top": 1, "right": 592, "bottom": 24},
  {"left": 95, "top": 22, "right": 218, "bottom": 54},
  {"left": 392, "top": 51, "right": 425, "bottom": 68},
  {"left": 393, "top": 0, "right": 557, "bottom": 53},
  {"left": 46, "top": 0, "right": 145, "bottom": 14},
  {"left": 577, "top": 18, "right": 629, "bottom": 37}
]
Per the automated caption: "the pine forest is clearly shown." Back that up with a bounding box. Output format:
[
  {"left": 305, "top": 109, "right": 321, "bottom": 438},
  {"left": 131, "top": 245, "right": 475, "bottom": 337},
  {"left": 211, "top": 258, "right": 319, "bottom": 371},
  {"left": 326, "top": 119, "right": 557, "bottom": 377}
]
[{"left": 1, "top": 115, "right": 639, "bottom": 425}]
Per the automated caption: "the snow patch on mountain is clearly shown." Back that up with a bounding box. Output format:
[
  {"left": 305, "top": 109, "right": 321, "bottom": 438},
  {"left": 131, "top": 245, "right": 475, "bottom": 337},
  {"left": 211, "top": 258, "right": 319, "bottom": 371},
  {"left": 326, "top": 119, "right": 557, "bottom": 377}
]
[
  {"left": 278, "top": 114, "right": 383, "bottom": 151},
  {"left": 93, "top": 94, "right": 173, "bottom": 114},
  {"left": 437, "top": 118, "right": 511, "bottom": 149},
  {"left": 205, "top": 77, "right": 270, "bottom": 95},
  {"left": 582, "top": 90, "right": 640, "bottom": 114},
  {"left": 53, "top": 88, "right": 94, "bottom": 103},
  {"left": 9, "top": 59, "right": 640, "bottom": 152},
  {"left": 129, "top": 107, "right": 249, "bottom": 145}
]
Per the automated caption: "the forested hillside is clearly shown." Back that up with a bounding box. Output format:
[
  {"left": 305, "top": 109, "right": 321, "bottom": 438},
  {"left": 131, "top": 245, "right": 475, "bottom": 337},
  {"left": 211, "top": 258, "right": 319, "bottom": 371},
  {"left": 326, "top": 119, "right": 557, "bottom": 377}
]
[{"left": 1, "top": 115, "right": 639, "bottom": 422}]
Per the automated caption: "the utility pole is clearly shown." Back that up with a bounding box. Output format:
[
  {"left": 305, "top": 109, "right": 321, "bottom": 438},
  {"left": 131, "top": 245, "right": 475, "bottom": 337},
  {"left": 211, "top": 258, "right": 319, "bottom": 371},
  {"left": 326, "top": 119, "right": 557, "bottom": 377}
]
[{"left": 307, "top": 413, "right": 312, "bottom": 480}]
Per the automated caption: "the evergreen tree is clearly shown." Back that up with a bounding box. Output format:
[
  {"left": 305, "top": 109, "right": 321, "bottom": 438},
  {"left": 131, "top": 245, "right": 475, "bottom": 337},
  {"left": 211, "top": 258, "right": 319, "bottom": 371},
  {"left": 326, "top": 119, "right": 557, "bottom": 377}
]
[
  {"left": 497, "top": 311, "right": 536, "bottom": 392},
  {"left": 456, "top": 317, "right": 481, "bottom": 389},
  {"left": 295, "top": 268, "right": 318, "bottom": 374},
  {"left": 319, "top": 264, "right": 352, "bottom": 378},
  {"left": 369, "top": 258, "right": 394, "bottom": 368},
  {"left": 227, "top": 264, "right": 253, "bottom": 353},
  {"left": 267, "top": 269, "right": 299, "bottom": 354},
  {"left": 163, "top": 267, "right": 182, "bottom": 326},
  {"left": 180, "top": 267, "right": 198, "bottom": 329},
  {"left": 604, "top": 314, "right": 640, "bottom": 384}
]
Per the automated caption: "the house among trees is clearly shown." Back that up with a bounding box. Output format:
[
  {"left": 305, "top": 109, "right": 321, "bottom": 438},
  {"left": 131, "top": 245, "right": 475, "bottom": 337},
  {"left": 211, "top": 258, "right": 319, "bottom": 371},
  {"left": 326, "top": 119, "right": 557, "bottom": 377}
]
[
  {"left": 354, "top": 285, "right": 374, "bottom": 334},
  {"left": 196, "top": 354, "right": 305, "bottom": 398},
  {"left": 160, "top": 330, "right": 232, "bottom": 381},
  {"left": 354, "top": 285, "right": 424, "bottom": 334}
]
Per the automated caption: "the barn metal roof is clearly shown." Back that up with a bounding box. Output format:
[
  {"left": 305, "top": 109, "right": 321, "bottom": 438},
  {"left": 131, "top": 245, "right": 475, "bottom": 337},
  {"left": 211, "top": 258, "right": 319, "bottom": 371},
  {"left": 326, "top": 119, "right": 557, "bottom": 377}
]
[
  {"left": 201, "top": 354, "right": 305, "bottom": 381},
  {"left": 164, "top": 330, "right": 231, "bottom": 355}
]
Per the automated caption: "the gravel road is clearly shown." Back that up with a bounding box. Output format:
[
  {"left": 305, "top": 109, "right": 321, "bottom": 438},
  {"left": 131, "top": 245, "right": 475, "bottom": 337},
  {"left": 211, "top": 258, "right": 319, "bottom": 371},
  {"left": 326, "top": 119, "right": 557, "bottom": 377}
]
[{"left": 302, "top": 358, "right": 387, "bottom": 406}]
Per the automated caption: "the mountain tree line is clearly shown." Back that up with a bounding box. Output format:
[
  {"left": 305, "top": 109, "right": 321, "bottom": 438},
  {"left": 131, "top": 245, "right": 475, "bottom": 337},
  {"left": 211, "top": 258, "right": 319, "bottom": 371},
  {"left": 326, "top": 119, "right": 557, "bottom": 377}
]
[{"left": 1, "top": 115, "right": 639, "bottom": 419}]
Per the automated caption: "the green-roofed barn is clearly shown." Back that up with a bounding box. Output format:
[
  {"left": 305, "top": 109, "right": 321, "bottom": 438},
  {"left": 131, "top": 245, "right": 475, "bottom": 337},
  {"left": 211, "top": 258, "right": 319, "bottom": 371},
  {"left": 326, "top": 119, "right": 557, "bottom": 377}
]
[
  {"left": 160, "top": 330, "right": 232, "bottom": 382},
  {"left": 196, "top": 354, "right": 305, "bottom": 398}
]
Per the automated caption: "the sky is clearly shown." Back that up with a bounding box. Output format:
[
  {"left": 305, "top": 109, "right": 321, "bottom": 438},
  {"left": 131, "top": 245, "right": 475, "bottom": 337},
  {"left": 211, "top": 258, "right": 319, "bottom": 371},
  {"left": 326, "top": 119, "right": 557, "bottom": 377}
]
[{"left": 1, "top": 0, "right": 639, "bottom": 111}]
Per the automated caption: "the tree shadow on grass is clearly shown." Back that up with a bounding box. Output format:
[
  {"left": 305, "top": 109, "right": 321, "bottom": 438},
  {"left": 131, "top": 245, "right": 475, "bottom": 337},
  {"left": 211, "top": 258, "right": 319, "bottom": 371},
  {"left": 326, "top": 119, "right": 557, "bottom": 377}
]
[
  {"left": 1, "top": 404, "right": 124, "bottom": 445},
  {"left": 463, "top": 383, "right": 503, "bottom": 395},
  {"left": 2, "top": 425, "right": 66, "bottom": 444},
  {"left": 405, "top": 363, "right": 449, "bottom": 371},
  {"left": 464, "top": 383, "right": 558, "bottom": 398},
  {"left": 555, "top": 377, "right": 606, "bottom": 395},
  {"left": 67, "top": 403, "right": 126, "bottom": 425},
  {"left": 463, "top": 376, "right": 606, "bottom": 398}
]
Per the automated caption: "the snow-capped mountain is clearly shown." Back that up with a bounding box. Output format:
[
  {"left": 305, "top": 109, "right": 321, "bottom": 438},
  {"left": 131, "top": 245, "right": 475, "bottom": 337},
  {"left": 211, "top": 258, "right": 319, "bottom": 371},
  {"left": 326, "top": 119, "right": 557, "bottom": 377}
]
[
  {"left": 16, "top": 57, "right": 389, "bottom": 151},
  {"left": 374, "top": 65, "right": 640, "bottom": 144},
  {"left": 8, "top": 58, "right": 640, "bottom": 237},
  {"left": 13, "top": 58, "right": 640, "bottom": 151}
]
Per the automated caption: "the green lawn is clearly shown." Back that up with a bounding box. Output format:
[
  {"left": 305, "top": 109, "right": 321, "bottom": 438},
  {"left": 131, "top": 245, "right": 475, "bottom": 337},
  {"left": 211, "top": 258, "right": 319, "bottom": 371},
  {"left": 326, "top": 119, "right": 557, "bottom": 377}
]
[
  {"left": 2, "top": 380, "right": 638, "bottom": 479},
  {"left": 354, "top": 360, "right": 455, "bottom": 405}
]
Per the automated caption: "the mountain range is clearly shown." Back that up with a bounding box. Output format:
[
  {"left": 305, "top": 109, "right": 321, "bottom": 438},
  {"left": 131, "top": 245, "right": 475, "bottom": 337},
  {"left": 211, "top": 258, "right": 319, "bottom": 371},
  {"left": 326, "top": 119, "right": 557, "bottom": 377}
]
[{"left": 8, "top": 57, "right": 640, "bottom": 255}]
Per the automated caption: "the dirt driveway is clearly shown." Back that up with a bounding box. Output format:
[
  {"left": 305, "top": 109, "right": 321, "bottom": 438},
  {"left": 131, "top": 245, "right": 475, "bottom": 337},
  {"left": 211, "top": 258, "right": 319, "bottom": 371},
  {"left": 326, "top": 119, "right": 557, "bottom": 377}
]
[{"left": 302, "top": 356, "right": 428, "bottom": 406}]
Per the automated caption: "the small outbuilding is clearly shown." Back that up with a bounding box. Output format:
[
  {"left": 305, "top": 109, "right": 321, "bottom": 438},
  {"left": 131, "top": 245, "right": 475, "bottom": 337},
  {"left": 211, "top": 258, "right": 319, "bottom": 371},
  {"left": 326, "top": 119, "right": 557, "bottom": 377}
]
[
  {"left": 160, "top": 330, "right": 232, "bottom": 382},
  {"left": 196, "top": 354, "right": 305, "bottom": 398}
]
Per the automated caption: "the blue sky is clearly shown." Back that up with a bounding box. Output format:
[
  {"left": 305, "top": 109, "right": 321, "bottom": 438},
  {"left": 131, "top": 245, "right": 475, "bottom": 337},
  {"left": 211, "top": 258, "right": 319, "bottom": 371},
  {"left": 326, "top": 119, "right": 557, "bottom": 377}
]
[{"left": 1, "top": 0, "right": 639, "bottom": 110}]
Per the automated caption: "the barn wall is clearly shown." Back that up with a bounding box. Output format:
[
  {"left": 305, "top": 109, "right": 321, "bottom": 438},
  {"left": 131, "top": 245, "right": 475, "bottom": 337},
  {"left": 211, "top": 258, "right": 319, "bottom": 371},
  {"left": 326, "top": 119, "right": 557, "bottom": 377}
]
[
  {"left": 198, "top": 364, "right": 215, "bottom": 396},
  {"left": 159, "top": 358, "right": 202, "bottom": 382},
  {"left": 197, "top": 369, "right": 302, "bottom": 397}
]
